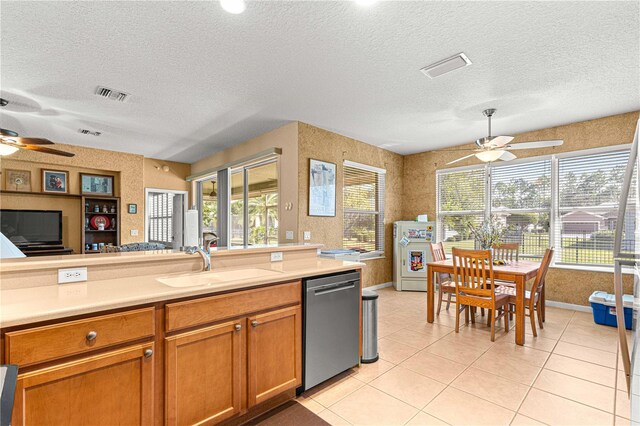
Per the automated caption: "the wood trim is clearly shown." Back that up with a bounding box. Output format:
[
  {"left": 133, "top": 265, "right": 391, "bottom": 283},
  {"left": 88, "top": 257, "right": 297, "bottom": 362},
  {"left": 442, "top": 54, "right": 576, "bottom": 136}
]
[
  {"left": 5, "top": 307, "right": 155, "bottom": 367},
  {"left": 165, "top": 281, "right": 301, "bottom": 332}
]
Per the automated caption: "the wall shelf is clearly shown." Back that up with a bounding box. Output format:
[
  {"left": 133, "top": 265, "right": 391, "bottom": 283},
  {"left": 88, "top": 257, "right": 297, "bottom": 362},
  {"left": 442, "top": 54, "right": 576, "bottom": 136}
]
[{"left": 81, "top": 196, "right": 120, "bottom": 254}]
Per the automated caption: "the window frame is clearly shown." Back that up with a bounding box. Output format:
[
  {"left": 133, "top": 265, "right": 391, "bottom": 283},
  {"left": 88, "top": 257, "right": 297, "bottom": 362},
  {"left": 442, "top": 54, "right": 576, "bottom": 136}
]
[
  {"left": 343, "top": 160, "right": 386, "bottom": 259},
  {"left": 436, "top": 144, "right": 631, "bottom": 271}
]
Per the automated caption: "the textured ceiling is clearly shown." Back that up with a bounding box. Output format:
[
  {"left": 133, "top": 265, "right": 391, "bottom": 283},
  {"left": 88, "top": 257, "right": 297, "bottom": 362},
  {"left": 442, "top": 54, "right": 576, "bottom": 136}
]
[{"left": 1, "top": 1, "right": 638, "bottom": 163}]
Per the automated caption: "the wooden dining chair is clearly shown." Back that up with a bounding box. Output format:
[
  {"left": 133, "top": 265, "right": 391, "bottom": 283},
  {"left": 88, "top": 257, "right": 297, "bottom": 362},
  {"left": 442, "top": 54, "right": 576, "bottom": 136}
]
[
  {"left": 496, "top": 248, "right": 554, "bottom": 337},
  {"left": 430, "top": 242, "right": 456, "bottom": 315},
  {"left": 451, "top": 248, "right": 510, "bottom": 341},
  {"left": 492, "top": 243, "right": 520, "bottom": 262}
]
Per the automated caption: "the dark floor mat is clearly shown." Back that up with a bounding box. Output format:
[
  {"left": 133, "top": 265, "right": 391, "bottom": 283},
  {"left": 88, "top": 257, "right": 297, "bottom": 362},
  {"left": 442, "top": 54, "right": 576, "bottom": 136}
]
[{"left": 246, "top": 401, "right": 330, "bottom": 426}]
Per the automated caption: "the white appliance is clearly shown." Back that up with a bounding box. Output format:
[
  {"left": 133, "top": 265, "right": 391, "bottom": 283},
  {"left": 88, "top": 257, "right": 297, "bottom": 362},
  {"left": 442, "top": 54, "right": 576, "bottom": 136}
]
[
  {"left": 614, "top": 118, "right": 640, "bottom": 421},
  {"left": 393, "top": 221, "right": 436, "bottom": 291}
]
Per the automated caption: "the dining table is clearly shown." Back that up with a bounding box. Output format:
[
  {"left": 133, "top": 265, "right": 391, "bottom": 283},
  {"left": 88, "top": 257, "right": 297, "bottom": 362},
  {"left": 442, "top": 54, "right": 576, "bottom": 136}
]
[{"left": 426, "top": 258, "right": 542, "bottom": 346}]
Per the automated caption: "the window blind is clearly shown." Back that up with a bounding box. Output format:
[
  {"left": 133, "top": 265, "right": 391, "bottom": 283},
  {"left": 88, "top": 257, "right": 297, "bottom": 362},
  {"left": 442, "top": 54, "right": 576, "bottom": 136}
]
[
  {"left": 491, "top": 159, "right": 551, "bottom": 259},
  {"left": 437, "top": 167, "right": 486, "bottom": 251},
  {"left": 343, "top": 162, "right": 386, "bottom": 254},
  {"left": 148, "top": 192, "right": 174, "bottom": 245},
  {"left": 556, "top": 150, "right": 631, "bottom": 266}
]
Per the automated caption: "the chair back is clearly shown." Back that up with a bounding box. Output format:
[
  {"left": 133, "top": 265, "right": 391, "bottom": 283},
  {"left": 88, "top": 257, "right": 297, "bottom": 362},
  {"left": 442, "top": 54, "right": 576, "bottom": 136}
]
[
  {"left": 451, "top": 248, "right": 494, "bottom": 298},
  {"left": 532, "top": 248, "right": 554, "bottom": 297},
  {"left": 430, "top": 242, "right": 450, "bottom": 284},
  {"left": 492, "top": 243, "right": 520, "bottom": 261}
]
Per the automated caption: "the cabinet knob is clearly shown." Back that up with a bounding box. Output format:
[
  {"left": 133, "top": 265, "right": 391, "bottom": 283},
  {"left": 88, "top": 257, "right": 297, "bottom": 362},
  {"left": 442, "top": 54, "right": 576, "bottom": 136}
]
[
  {"left": 86, "top": 331, "right": 97, "bottom": 341},
  {"left": 234, "top": 324, "right": 242, "bottom": 331},
  {"left": 251, "top": 320, "right": 258, "bottom": 328},
  {"left": 144, "top": 349, "right": 153, "bottom": 358}
]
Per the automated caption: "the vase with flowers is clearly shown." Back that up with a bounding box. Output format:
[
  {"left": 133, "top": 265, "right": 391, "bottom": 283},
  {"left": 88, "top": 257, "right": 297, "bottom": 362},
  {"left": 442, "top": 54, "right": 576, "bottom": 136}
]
[{"left": 468, "top": 216, "right": 507, "bottom": 250}]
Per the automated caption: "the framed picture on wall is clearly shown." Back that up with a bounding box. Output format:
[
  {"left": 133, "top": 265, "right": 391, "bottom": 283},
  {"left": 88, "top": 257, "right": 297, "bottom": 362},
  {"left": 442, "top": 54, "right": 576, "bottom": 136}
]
[
  {"left": 80, "top": 173, "right": 114, "bottom": 196},
  {"left": 4, "top": 169, "right": 32, "bottom": 192},
  {"left": 308, "top": 159, "right": 336, "bottom": 217},
  {"left": 128, "top": 204, "right": 137, "bottom": 214},
  {"left": 42, "top": 169, "right": 68, "bottom": 193}
]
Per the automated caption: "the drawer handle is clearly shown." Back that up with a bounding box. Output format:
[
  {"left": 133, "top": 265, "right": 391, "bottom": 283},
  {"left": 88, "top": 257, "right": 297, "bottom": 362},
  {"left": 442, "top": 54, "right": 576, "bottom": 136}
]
[
  {"left": 144, "top": 349, "right": 153, "bottom": 358},
  {"left": 251, "top": 320, "right": 258, "bottom": 328},
  {"left": 234, "top": 324, "right": 242, "bottom": 331},
  {"left": 86, "top": 331, "right": 97, "bottom": 341}
]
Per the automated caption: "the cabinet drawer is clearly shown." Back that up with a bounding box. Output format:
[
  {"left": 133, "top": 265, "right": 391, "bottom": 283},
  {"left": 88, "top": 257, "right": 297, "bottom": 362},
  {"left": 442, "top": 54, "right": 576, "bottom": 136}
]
[
  {"left": 166, "top": 281, "right": 301, "bottom": 332},
  {"left": 6, "top": 308, "right": 155, "bottom": 366}
]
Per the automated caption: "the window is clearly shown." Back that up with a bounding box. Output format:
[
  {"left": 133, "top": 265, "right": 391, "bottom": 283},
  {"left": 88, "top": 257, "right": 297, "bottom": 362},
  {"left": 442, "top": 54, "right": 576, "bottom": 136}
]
[
  {"left": 343, "top": 161, "right": 386, "bottom": 256},
  {"left": 436, "top": 145, "right": 631, "bottom": 269},
  {"left": 201, "top": 178, "right": 217, "bottom": 235},
  {"left": 145, "top": 189, "right": 188, "bottom": 247}
]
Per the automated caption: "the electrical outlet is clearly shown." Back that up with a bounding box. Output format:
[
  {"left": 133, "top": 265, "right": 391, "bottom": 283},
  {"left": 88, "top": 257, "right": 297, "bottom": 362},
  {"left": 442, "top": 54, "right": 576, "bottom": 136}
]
[
  {"left": 286, "top": 231, "right": 294, "bottom": 240},
  {"left": 130, "top": 229, "right": 138, "bottom": 236},
  {"left": 271, "top": 251, "right": 283, "bottom": 262},
  {"left": 303, "top": 231, "right": 311, "bottom": 240},
  {"left": 58, "top": 267, "right": 88, "bottom": 284}
]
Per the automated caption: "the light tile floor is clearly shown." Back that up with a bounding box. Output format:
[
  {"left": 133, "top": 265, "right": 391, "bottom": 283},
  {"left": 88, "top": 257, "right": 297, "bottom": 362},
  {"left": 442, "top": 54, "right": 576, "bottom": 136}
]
[{"left": 295, "top": 287, "right": 631, "bottom": 426}]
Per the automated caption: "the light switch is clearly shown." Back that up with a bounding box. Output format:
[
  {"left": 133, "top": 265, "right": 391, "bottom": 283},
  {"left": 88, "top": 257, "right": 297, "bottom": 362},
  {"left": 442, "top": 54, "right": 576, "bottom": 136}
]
[
  {"left": 131, "top": 229, "right": 139, "bottom": 236},
  {"left": 286, "top": 231, "right": 294, "bottom": 240},
  {"left": 304, "top": 231, "right": 311, "bottom": 240}
]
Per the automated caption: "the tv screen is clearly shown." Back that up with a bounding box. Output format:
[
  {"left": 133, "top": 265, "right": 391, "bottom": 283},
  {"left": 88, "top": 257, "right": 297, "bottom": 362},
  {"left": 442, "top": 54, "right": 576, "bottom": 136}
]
[{"left": 0, "top": 210, "right": 63, "bottom": 246}]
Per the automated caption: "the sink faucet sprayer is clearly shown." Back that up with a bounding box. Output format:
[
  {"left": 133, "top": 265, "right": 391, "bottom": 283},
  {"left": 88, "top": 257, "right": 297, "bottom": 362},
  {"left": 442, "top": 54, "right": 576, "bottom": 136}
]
[{"left": 185, "top": 246, "right": 211, "bottom": 271}]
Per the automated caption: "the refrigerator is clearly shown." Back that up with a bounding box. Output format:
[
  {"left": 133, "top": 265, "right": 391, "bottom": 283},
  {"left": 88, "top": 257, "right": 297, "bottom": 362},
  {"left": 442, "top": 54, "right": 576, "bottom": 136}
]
[
  {"left": 614, "top": 117, "right": 640, "bottom": 422},
  {"left": 393, "top": 221, "right": 436, "bottom": 291}
]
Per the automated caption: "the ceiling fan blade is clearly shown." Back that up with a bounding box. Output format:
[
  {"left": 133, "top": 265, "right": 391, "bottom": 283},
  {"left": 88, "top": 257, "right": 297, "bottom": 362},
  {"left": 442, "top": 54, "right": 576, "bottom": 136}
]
[
  {"left": 508, "top": 140, "right": 564, "bottom": 150},
  {"left": 446, "top": 153, "right": 476, "bottom": 165},
  {"left": 499, "top": 151, "right": 517, "bottom": 161},
  {"left": 19, "top": 145, "right": 75, "bottom": 157},
  {"left": 12, "top": 137, "right": 54, "bottom": 145},
  {"left": 485, "top": 135, "right": 514, "bottom": 148},
  {"left": 0, "top": 128, "right": 19, "bottom": 137}
]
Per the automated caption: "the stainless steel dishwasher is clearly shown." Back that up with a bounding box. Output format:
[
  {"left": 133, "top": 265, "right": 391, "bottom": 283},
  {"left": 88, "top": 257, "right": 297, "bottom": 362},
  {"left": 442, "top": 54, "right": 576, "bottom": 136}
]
[{"left": 302, "top": 270, "right": 360, "bottom": 391}]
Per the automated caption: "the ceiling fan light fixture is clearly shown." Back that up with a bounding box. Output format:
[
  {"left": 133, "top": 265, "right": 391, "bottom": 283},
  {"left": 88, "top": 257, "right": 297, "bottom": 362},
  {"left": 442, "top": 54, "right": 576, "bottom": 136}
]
[
  {"left": 0, "top": 143, "right": 19, "bottom": 156},
  {"left": 475, "top": 150, "right": 505, "bottom": 163},
  {"left": 220, "top": 0, "right": 245, "bottom": 14}
]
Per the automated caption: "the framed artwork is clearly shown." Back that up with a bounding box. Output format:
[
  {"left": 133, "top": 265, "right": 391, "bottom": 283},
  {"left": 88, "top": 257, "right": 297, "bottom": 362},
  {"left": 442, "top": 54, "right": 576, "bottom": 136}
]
[
  {"left": 128, "top": 203, "right": 137, "bottom": 214},
  {"left": 81, "top": 173, "right": 114, "bottom": 196},
  {"left": 4, "top": 169, "right": 32, "bottom": 192},
  {"left": 42, "top": 169, "right": 68, "bottom": 193},
  {"left": 308, "top": 159, "right": 336, "bottom": 217}
]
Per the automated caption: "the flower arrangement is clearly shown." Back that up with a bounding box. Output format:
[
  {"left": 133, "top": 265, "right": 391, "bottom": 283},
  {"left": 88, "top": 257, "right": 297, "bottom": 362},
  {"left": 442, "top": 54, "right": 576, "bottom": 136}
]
[{"left": 468, "top": 216, "right": 507, "bottom": 250}]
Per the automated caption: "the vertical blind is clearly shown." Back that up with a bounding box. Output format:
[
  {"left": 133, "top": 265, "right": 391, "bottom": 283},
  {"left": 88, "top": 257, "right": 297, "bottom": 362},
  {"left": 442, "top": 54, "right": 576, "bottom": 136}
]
[
  {"left": 343, "top": 162, "right": 386, "bottom": 253},
  {"left": 491, "top": 159, "right": 551, "bottom": 259},
  {"left": 147, "top": 192, "right": 175, "bottom": 245}
]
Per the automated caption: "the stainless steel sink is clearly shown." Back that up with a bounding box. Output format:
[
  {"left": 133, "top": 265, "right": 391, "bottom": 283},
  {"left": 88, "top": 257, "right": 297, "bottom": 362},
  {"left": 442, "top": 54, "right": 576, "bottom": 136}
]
[{"left": 157, "top": 268, "right": 284, "bottom": 288}]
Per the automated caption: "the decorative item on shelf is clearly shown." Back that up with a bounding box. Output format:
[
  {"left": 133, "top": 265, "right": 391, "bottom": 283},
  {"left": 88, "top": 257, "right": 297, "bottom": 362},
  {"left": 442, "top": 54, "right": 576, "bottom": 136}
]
[
  {"left": 4, "top": 169, "right": 32, "bottom": 192},
  {"left": 91, "top": 243, "right": 98, "bottom": 251},
  {"left": 110, "top": 220, "right": 116, "bottom": 230},
  {"left": 41, "top": 169, "right": 68, "bottom": 193},
  {"left": 467, "top": 215, "right": 507, "bottom": 250},
  {"left": 98, "top": 242, "right": 105, "bottom": 250},
  {"left": 110, "top": 205, "right": 116, "bottom": 213},
  {"left": 85, "top": 201, "right": 89, "bottom": 212},
  {"left": 93, "top": 204, "right": 100, "bottom": 213},
  {"left": 90, "top": 215, "right": 110, "bottom": 231},
  {"left": 128, "top": 203, "right": 137, "bottom": 214},
  {"left": 85, "top": 244, "right": 90, "bottom": 251},
  {"left": 308, "top": 159, "right": 336, "bottom": 217},
  {"left": 85, "top": 217, "right": 90, "bottom": 230},
  {"left": 102, "top": 204, "right": 108, "bottom": 213},
  {"left": 80, "top": 173, "right": 114, "bottom": 196}
]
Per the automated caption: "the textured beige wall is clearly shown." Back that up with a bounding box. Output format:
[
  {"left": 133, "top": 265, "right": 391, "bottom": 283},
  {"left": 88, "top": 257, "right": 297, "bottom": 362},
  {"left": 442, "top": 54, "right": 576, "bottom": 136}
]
[
  {"left": 297, "top": 123, "right": 405, "bottom": 288},
  {"left": 191, "top": 122, "right": 300, "bottom": 242},
  {"left": 1, "top": 145, "right": 190, "bottom": 253},
  {"left": 402, "top": 111, "right": 640, "bottom": 305}
]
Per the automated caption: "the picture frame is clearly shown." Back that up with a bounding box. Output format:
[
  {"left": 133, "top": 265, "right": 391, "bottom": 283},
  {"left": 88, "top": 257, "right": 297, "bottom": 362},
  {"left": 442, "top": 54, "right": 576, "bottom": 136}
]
[
  {"left": 42, "top": 169, "right": 68, "bottom": 193},
  {"left": 80, "top": 173, "right": 114, "bottom": 196},
  {"left": 4, "top": 169, "right": 32, "bottom": 192},
  {"left": 308, "top": 159, "right": 336, "bottom": 217},
  {"left": 128, "top": 203, "right": 137, "bottom": 214}
]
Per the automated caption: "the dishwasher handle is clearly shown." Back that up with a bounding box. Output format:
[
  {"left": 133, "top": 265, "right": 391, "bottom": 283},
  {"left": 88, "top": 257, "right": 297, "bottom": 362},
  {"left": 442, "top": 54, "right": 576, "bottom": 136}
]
[{"left": 310, "top": 280, "right": 357, "bottom": 295}]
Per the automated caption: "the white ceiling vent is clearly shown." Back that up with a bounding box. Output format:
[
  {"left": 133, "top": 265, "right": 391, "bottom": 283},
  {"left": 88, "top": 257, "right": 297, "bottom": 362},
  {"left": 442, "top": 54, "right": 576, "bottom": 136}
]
[
  {"left": 79, "top": 129, "right": 102, "bottom": 136},
  {"left": 95, "top": 86, "right": 129, "bottom": 102},
  {"left": 420, "top": 53, "right": 472, "bottom": 79}
]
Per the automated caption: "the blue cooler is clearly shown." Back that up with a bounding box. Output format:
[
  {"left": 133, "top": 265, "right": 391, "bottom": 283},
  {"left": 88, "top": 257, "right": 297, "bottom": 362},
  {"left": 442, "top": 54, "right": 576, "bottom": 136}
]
[{"left": 589, "top": 291, "right": 633, "bottom": 330}]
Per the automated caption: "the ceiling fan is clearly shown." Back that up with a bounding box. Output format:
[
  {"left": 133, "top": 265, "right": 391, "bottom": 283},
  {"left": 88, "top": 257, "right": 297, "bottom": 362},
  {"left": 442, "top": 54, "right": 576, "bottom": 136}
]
[
  {"left": 446, "top": 108, "right": 563, "bottom": 165},
  {"left": 0, "top": 98, "right": 75, "bottom": 157}
]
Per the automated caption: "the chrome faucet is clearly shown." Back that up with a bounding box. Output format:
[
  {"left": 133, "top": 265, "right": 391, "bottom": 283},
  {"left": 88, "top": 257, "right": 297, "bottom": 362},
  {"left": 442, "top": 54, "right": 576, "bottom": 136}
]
[{"left": 185, "top": 246, "right": 211, "bottom": 271}]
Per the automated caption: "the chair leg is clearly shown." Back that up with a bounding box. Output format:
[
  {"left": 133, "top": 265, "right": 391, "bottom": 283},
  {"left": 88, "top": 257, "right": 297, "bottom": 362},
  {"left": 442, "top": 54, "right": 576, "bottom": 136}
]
[
  {"left": 537, "top": 300, "right": 544, "bottom": 329},
  {"left": 471, "top": 307, "right": 476, "bottom": 324},
  {"left": 490, "top": 310, "right": 496, "bottom": 342},
  {"left": 480, "top": 308, "right": 485, "bottom": 317},
  {"left": 465, "top": 306, "right": 470, "bottom": 325},
  {"left": 446, "top": 293, "right": 452, "bottom": 310},
  {"left": 530, "top": 309, "right": 537, "bottom": 337},
  {"left": 504, "top": 307, "right": 509, "bottom": 332},
  {"left": 486, "top": 309, "right": 491, "bottom": 326},
  {"left": 437, "top": 286, "right": 443, "bottom": 316},
  {"left": 455, "top": 301, "right": 460, "bottom": 333}
]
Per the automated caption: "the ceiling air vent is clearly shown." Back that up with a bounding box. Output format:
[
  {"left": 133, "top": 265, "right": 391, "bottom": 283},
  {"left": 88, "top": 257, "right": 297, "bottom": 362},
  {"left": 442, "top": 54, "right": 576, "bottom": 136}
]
[
  {"left": 79, "top": 129, "right": 102, "bottom": 136},
  {"left": 420, "top": 53, "right": 472, "bottom": 79},
  {"left": 95, "top": 86, "right": 129, "bottom": 102}
]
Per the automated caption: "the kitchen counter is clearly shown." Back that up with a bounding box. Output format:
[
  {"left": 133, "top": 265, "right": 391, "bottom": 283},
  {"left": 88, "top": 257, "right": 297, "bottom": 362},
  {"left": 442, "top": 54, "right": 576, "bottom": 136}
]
[{"left": 0, "top": 257, "right": 363, "bottom": 328}]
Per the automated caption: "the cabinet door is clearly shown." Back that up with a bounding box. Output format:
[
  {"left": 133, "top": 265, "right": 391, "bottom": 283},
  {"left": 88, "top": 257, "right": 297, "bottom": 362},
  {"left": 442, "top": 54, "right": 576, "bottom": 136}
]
[
  {"left": 165, "top": 320, "right": 243, "bottom": 425},
  {"left": 12, "top": 343, "right": 154, "bottom": 426},
  {"left": 248, "top": 305, "right": 302, "bottom": 407}
]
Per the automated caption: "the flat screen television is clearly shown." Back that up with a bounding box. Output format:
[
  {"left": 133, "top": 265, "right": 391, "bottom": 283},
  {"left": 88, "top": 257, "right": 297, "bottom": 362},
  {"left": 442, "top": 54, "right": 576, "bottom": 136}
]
[{"left": 0, "top": 209, "right": 63, "bottom": 247}]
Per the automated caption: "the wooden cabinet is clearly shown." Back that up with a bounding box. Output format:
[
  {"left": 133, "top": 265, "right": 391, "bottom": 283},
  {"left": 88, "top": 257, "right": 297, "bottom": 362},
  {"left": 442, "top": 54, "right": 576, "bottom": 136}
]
[
  {"left": 165, "top": 320, "right": 244, "bottom": 425},
  {"left": 248, "top": 305, "right": 302, "bottom": 407},
  {"left": 12, "top": 343, "right": 154, "bottom": 426},
  {"left": 81, "top": 196, "right": 120, "bottom": 253}
]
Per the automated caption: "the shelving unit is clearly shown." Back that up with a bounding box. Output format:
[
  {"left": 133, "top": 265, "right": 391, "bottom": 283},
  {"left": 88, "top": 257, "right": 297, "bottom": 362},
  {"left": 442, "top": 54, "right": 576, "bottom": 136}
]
[{"left": 81, "top": 196, "right": 121, "bottom": 254}]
